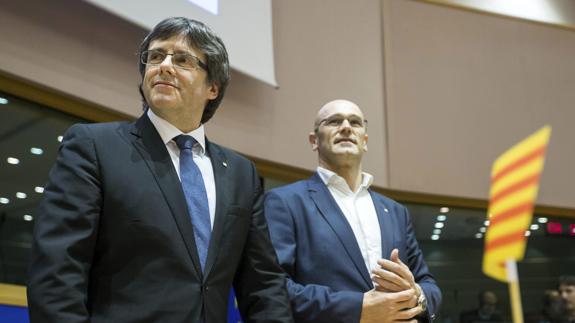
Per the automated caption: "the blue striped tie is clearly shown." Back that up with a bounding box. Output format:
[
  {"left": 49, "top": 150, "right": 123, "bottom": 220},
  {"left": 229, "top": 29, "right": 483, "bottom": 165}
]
[{"left": 175, "top": 135, "right": 211, "bottom": 272}]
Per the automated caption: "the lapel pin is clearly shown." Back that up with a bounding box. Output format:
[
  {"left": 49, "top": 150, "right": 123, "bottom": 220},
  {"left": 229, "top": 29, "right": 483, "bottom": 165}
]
[
  {"left": 384, "top": 208, "right": 389, "bottom": 213},
  {"left": 222, "top": 161, "right": 228, "bottom": 168}
]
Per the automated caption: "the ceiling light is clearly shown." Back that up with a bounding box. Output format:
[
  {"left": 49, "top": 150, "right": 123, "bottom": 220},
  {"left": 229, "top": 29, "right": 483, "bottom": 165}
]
[
  {"left": 434, "top": 222, "right": 444, "bottom": 229},
  {"left": 475, "top": 233, "right": 483, "bottom": 239},
  {"left": 0, "top": 97, "right": 8, "bottom": 105},
  {"left": 0, "top": 197, "right": 9, "bottom": 204},
  {"left": 433, "top": 229, "right": 441, "bottom": 235},
  {"left": 525, "top": 231, "right": 531, "bottom": 237},
  {"left": 23, "top": 214, "right": 34, "bottom": 221},
  {"left": 57, "top": 136, "right": 63, "bottom": 142},
  {"left": 35, "top": 186, "right": 45, "bottom": 193},
  {"left": 479, "top": 227, "right": 486, "bottom": 233},
  {"left": 530, "top": 224, "right": 539, "bottom": 230},
  {"left": 431, "top": 234, "right": 440, "bottom": 240},
  {"left": 440, "top": 207, "right": 450, "bottom": 213},
  {"left": 16, "top": 192, "right": 27, "bottom": 199},
  {"left": 484, "top": 220, "right": 490, "bottom": 226},
  {"left": 30, "top": 147, "right": 44, "bottom": 155},
  {"left": 537, "top": 217, "right": 548, "bottom": 224},
  {"left": 7, "top": 157, "right": 20, "bottom": 165},
  {"left": 437, "top": 215, "right": 447, "bottom": 222}
]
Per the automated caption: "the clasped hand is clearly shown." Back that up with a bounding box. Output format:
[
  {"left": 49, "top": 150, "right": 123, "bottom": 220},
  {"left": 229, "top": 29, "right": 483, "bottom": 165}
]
[{"left": 360, "top": 249, "right": 423, "bottom": 323}]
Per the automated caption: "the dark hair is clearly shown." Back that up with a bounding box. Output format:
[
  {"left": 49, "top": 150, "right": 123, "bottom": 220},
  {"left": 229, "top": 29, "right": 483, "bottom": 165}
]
[
  {"left": 138, "top": 17, "right": 230, "bottom": 124},
  {"left": 559, "top": 275, "right": 575, "bottom": 287},
  {"left": 478, "top": 290, "right": 497, "bottom": 306}
]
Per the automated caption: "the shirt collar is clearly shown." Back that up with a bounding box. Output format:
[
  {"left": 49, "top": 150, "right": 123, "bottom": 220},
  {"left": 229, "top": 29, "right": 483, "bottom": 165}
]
[
  {"left": 147, "top": 109, "right": 207, "bottom": 153},
  {"left": 316, "top": 166, "right": 374, "bottom": 193}
]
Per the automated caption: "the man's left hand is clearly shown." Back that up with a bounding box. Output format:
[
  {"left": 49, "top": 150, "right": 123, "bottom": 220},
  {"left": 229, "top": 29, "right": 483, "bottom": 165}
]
[{"left": 371, "top": 249, "right": 423, "bottom": 315}]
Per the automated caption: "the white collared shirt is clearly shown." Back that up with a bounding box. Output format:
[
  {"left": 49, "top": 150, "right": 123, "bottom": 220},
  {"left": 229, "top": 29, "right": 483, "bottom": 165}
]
[
  {"left": 147, "top": 109, "right": 216, "bottom": 228},
  {"left": 317, "top": 167, "right": 381, "bottom": 276}
]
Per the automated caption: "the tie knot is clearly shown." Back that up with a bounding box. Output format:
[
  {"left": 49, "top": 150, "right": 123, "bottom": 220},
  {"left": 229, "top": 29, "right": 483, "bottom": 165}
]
[{"left": 175, "top": 135, "right": 197, "bottom": 150}]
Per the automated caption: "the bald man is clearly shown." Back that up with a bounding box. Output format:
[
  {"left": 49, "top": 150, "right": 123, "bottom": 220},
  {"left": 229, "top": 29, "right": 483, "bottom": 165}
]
[{"left": 264, "top": 100, "right": 442, "bottom": 323}]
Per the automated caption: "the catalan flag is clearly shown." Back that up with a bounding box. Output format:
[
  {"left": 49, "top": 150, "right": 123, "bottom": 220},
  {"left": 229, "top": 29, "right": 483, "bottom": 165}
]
[{"left": 483, "top": 126, "right": 551, "bottom": 282}]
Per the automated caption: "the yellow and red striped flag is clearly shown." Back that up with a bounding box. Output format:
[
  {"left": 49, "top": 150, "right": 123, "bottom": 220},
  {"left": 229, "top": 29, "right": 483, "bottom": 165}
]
[{"left": 483, "top": 126, "right": 551, "bottom": 282}]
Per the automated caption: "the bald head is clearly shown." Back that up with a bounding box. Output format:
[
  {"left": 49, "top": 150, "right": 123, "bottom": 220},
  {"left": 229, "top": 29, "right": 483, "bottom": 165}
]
[
  {"left": 313, "top": 100, "right": 365, "bottom": 133},
  {"left": 309, "top": 99, "right": 368, "bottom": 176}
]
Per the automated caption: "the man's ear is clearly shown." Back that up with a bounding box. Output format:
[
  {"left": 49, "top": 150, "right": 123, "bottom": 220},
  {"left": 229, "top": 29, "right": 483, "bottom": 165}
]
[
  {"left": 363, "top": 133, "right": 368, "bottom": 152},
  {"left": 207, "top": 83, "right": 219, "bottom": 100},
  {"left": 309, "top": 132, "right": 318, "bottom": 151}
]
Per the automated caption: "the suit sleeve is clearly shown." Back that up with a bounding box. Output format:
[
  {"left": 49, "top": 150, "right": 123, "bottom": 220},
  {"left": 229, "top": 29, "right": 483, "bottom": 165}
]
[
  {"left": 27, "top": 124, "right": 101, "bottom": 323},
  {"left": 264, "top": 190, "right": 364, "bottom": 323},
  {"left": 402, "top": 206, "right": 442, "bottom": 322},
  {"left": 233, "top": 163, "right": 294, "bottom": 323}
]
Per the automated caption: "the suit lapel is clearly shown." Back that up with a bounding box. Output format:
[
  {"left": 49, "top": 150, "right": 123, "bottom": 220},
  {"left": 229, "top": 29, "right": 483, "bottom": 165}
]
[
  {"left": 129, "top": 115, "right": 203, "bottom": 278},
  {"left": 307, "top": 174, "right": 372, "bottom": 289},
  {"left": 203, "top": 140, "right": 228, "bottom": 279},
  {"left": 370, "top": 191, "right": 395, "bottom": 260}
]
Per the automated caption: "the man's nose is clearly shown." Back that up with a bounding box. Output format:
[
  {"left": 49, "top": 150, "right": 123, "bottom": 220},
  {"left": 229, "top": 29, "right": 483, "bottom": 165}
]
[
  {"left": 339, "top": 119, "right": 352, "bottom": 129},
  {"left": 159, "top": 54, "right": 176, "bottom": 71}
]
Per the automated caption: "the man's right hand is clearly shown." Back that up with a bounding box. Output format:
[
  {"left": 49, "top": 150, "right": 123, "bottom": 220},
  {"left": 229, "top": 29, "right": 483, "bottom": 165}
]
[{"left": 360, "top": 288, "right": 420, "bottom": 323}]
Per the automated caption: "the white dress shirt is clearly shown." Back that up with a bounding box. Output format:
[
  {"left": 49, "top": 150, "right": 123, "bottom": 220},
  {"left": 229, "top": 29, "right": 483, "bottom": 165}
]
[
  {"left": 147, "top": 109, "right": 216, "bottom": 229},
  {"left": 317, "top": 167, "right": 381, "bottom": 276}
]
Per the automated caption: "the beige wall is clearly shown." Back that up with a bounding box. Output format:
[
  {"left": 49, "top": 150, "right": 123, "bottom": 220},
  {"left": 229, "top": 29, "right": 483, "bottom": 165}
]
[
  {"left": 0, "top": 0, "right": 143, "bottom": 116},
  {"left": 383, "top": 0, "right": 575, "bottom": 208},
  {"left": 1, "top": 0, "right": 573, "bottom": 208},
  {"left": 207, "top": 0, "right": 388, "bottom": 186}
]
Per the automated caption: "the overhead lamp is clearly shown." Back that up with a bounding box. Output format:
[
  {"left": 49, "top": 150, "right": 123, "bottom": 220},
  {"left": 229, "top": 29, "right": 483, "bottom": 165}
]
[
  {"left": 475, "top": 233, "right": 483, "bottom": 239},
  {"left": 0, "top": 97, "right": 8, "bottom": 105},
  {"left": 433, "top": 229, "right": 441, "bottom": 235},
  {"left": 537, "top": 217, "right": 548, "bottom": 224},
  {"left": 57, "top": 136, "right": 63, "bottom": 142},
  {"left": 530, "top": 224, "right": 539, "bottom": 230},
  {"left": 484, "top": 220, "right": 490, "bottom": 226},
  {"left": 0, "top": 197, "right": 9, "bottom": 204},
  {"left": 23, "top": 214, "right": 34, "bottom": 221},
  {"left": 479, "top": 227, "right": 486, "bottom": 233},
  {"left": 439, "top": 207, "right": 449, "bottom": 213},
  {"left": 16, "top": 192, "right": 27, "bottom": 199},
  {"left": 7, "top": 157, "right": 20, "bottom": 165},
  {"left": 525, "top": 231, "right": 531, "bottom": 237},
  {"left": 431, "top": 234, "right": 440, "bottom": 240},
  {"left": 35, "top": 186, "right": 45, "bottom": 193},
  {"left": 437, "top": 215, "right": 447, "bottom": 222},
  {"left": 434, "top": 222, "right": 444, "bottom": 229},
  {"left": 30, "top": 147, "right": 44, "bottom": 155}
]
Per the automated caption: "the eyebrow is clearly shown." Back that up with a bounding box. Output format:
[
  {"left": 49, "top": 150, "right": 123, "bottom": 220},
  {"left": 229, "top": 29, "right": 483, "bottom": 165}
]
[
  {"left": 325, "top": 114, "right": 363, "bottom": 119},
  {"left": 147, "top": 47, "right": 194, "bottom": 55}
]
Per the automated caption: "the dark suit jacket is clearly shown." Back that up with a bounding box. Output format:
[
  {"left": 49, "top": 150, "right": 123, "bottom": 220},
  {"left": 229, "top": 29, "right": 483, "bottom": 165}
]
[
  {"left": 28, "top": 115, "right": 293, "bottom": 323},
  {"left": 264, "top": 174, "right": 441, "bottom": 323},
  {"left": 460, "top": 309, "right": 504, "bottom": 323}
]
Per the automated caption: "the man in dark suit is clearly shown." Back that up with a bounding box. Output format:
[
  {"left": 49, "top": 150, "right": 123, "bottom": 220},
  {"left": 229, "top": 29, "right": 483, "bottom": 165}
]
[
  {"left": 264, "top": 99, "right": 441, "bottom": 322},
  {"left": 27, "top": 17, "right": 293, "bottom": 323}
]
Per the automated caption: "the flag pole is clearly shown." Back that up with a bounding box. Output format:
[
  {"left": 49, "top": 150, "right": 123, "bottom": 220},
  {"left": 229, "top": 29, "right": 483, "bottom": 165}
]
[{"left": 506, "top": 259, "right": 524, "bottom": 323}]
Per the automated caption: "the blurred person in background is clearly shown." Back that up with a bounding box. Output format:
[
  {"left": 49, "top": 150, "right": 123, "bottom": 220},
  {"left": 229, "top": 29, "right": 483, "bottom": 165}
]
[
  {"left": 559, "top": 276, "right": 575, "bottom": 323},
  {"left": 460, "top": 290, "right": 503, "bottom": 323}
]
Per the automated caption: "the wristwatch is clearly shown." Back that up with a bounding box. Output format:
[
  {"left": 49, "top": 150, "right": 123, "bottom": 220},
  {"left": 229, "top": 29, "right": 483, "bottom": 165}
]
[{"left": 415, "top": 284, "right": 427, "bottom": 312}]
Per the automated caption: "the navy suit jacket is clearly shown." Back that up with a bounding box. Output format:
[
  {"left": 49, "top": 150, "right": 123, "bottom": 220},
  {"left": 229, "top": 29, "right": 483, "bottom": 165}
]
[
  {"left": 264, "top": 173, "right": 441, "bottom": 323},
  {"left": 28, "top": 115, "right": 293, "bottom": 323}
]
